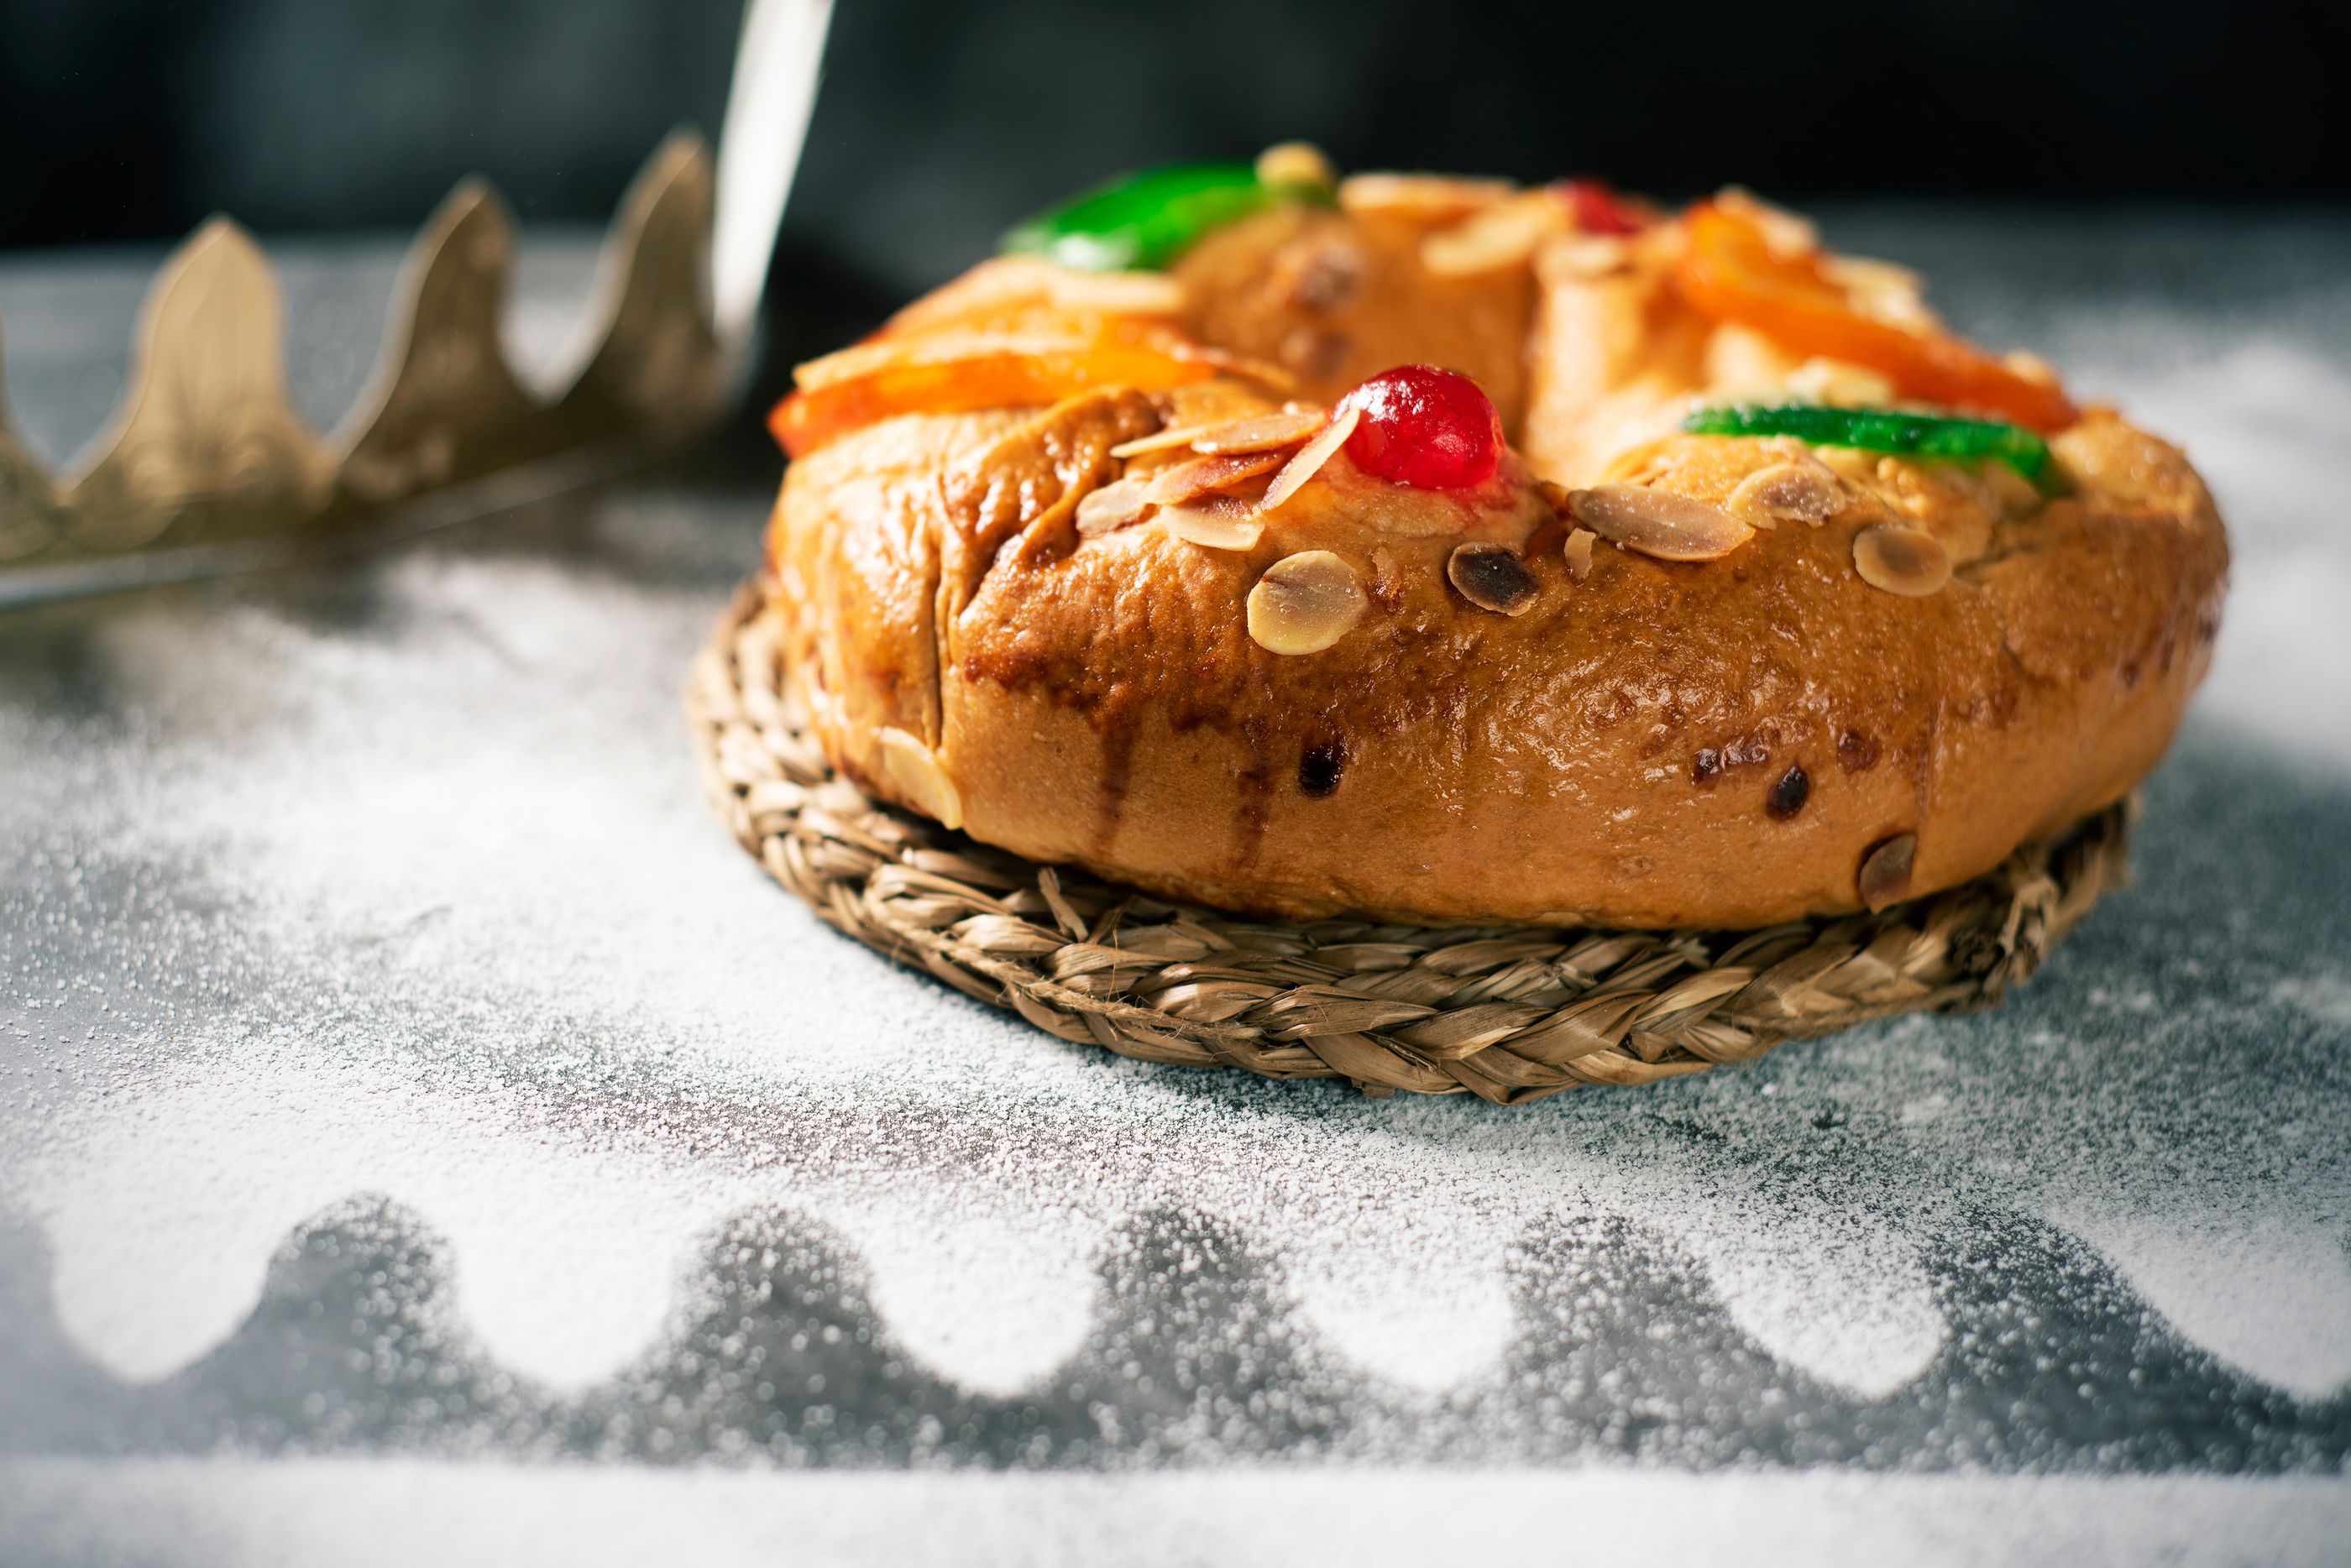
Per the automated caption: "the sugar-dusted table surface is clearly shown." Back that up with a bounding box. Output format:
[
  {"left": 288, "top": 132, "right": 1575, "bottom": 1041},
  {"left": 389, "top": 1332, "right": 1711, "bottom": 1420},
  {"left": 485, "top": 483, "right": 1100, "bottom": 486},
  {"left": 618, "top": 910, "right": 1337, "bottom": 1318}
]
[{"left": 3, "top": 212, "right": 2348, "bottom": 1565}]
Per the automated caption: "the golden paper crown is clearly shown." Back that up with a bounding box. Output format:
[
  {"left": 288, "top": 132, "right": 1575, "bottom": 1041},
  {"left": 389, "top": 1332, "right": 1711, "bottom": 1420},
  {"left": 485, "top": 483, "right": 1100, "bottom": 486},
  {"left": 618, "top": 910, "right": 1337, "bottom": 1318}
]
[{"left": 0, "top": 131, "right": 722, "bottom": 599}]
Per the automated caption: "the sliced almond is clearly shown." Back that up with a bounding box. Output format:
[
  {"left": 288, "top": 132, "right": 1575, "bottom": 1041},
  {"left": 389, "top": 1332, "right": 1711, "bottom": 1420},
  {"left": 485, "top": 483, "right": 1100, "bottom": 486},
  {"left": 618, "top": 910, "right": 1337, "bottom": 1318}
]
[
  {"left": 1159, "top": 503, "right": 1265, "bottom": 552},
  {"left": 1339, "top": 173, "right": 1515, "bottom": 221},
  {"left": 1142, "top": 449, "right": 1288, "bottom": 507},
  {"left": 1566, "top": 484, "right": 1754, "bottom": 562},
  {"left": 1247, "top": 551, "right": 1368, "bottom": 655},
  {"left": 1045, "top": 269, "right": 1189, "bottom": 318},
  {"left": 1715, "top": 186, "right": 1818, "bottom": 258},
  {"left": 1817, "top": 253, "right": 1922, "bottom": 296},
  {"left": 877, "top": 726, "right": 964, "bottom": 829},
  {"left": 1563, "top": 527, "right": 1597, "bottom": 582},
  {"left": 1596, "top": 439, "right": 1688, "bottom": 488},
  {"left": 1259, "top": 404, "right": 1360, "bottom": 512},
  {"left": 1112, "top": 405, "right": 1317, "bottom": 458},
  {"left": 1857, "top": 832, "right": 1917, "bottom": 909},
  {"left": 2003, "top": 349, "right": 2061, "bottom": 386},
  {"left": 1447, "top": 543, "right": 1541, "bottom": 615},
  {"left": 881, "top": 256, "right": 1186, "bottom": 336},
  {"left": 1729, "top": 462, "right": 1845, "bottom": 530},
  {"left": 1977, "top": 457, "right": 2045, "bottom": 519},
  {"left": 1110, "top": 421, "right": 1221, "bottom": 459},
  {"left": 1811, "top": 444, "right": 1885, "bottom": 489},
  {"left": 1783, "top": 355, "right": 1898, "bottom": 408},
  {"left": 1075, "top": 475, "right": 1154, "bottom": 536},
  {"left": 1819, "top": 254, "right": 1936, "bottom": 333},
  {"left": 1852, "top": 525, "right": 1952, "bottom": 596},
  {"left": 1186, "top": 408, "right": 1327, "bottom": 456},
  {"left": 1255, "top": 141, "right": 1337, "bottom": 194},
  {"left": 1546, "top": 233, "right": 1632, "bottom": 279},
  {"left": 1165, "top": 342, "right": 1301, "bottom": 400},
  {"left": 1421, "top": 192, "right": 1566, "bottom": 277},
  {"left": 793, "top": 327, "right": 1095, "bottom": 392}
]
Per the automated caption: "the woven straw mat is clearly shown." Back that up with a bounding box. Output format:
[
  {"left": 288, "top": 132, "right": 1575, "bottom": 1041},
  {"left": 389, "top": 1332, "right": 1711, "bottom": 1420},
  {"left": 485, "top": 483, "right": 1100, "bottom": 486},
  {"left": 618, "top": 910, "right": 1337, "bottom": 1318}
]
[{"left": 689, "top": 583, "right": 2130, "bottom": 1104}]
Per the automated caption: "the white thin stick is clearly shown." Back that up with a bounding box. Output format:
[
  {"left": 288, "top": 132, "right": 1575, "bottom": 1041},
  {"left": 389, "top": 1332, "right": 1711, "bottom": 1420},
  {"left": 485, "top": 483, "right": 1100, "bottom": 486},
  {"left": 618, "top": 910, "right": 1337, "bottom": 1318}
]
[{"left": 712, "top": 0, "right": 834, "bottom": 361}]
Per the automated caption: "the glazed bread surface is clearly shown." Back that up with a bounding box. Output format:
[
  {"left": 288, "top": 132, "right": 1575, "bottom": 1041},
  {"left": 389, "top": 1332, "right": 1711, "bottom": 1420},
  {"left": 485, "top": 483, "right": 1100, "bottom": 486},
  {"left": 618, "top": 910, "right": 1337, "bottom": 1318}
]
[{"left": 764, "top": 191, "right": 2228, "bottom": 928}]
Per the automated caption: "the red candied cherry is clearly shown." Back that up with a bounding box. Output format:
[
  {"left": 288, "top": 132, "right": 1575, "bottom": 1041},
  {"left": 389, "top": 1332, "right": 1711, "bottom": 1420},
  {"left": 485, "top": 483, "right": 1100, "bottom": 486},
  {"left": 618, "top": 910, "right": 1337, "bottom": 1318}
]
[
  {"left": 1337, "top": 364, "right": 1503, "bottom": 490},
  {"left": 1558, "top": 178, "right": 1642, "bottom": 236}
]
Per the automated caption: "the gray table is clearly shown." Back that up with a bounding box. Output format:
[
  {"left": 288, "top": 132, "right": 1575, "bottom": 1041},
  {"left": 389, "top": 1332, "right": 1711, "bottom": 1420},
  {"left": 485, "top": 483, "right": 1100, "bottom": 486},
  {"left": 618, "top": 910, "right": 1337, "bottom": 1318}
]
[{"left": 2, "top": 213, "right": 2348, "bottom": 1565}]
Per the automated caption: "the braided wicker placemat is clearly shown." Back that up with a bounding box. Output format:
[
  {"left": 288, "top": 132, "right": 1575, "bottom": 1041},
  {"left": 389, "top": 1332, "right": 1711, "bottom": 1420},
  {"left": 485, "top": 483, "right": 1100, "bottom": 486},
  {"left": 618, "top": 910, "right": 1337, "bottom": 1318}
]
[{"left": 689, "top": 584, "right": 2132, "bottom": 1103}]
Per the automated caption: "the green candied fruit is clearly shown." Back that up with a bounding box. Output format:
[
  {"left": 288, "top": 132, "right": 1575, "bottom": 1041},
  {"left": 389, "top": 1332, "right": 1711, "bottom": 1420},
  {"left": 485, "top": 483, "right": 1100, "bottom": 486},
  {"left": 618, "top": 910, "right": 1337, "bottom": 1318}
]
[
  {"left": 1680, "top": 403, "right": 2054, "bottom": 483},
  {"left": 1000, "top": 163, "right": 1280, "bottom": 273}
]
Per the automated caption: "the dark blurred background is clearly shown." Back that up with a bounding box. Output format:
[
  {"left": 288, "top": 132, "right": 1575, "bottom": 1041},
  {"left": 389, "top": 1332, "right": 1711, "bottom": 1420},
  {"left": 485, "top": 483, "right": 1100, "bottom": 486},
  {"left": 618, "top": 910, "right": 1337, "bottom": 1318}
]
[
  {"left": 4, "top": 0, "right": 2344, "bottom": 396},
  {"left": 8, "top": 0, "right": 2346, "bottom": 253}
]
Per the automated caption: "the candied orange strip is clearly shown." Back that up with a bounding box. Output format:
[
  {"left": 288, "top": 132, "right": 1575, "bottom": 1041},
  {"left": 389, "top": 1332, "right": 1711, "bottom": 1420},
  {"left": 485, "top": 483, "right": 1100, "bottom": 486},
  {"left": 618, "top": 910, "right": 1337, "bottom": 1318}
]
[
  {"left": 875, "top": 257, "right": 1186, "bottom": 339},
  {"left": 1674, "top": 202, "right": 2077, "bottom": 433},
  {"left": 772, "top": 327, "right": 1284, "bottom": 458}
]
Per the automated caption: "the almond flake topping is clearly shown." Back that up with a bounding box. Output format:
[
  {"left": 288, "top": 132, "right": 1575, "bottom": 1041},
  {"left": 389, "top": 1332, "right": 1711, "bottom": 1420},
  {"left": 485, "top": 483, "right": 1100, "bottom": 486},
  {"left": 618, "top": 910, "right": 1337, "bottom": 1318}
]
[
  {"left": 1563, "top": 527, "right": 1597, "bottom": 582},
  {"left": 1546, "top": 233, "right": 1633, "bottom": 279},
  {"left": 1142, "top": 450, "right": 1288, "bottom": 507},
  {"left": 1247, "top": 551, "right": 1368, "bottom": 655},
  {"left": 1339, "top": 173, "right": 1515, "bottom": 220},
  {"left": 1715, "top": 186, "right": 1818, "bottom": 258},
  {"left": 1110, "top": 421, "right": 1223, "bottom": 459},
  {"left": 1159, "top": 504, "right": 1266, "bottom": 553},
  {"left": 1851, "top": 525, "right": 1952, "bottom": 596},
  {"left": 1074, "top": 475, "right": 1154, "bottom": 536},
  {"left": 1258, "top": 404, "right": 1361, "bottom": 513},
  {"left": 1255, "top": 142, "right": 1338, "bottom": 194},
  {"left": 1729, "top": 462, "right": 1844, "bottom": 530},
  {"left": 1566, "top": 484, "right": 1754, "bottom": 562},
  {"left": 1041, "top": 269, "right": 1190, "bottom": 317},
  {"left": 1783, "top": 357, "right": 1898, "bottom": 408},
  {"left": 881, "top": 256, "right": 1186, "bottom": 337},
  {"left": 1186, "top": 408, "right": 1327, "bottom": 455},
  {"left": 1421, "top": 192, "right": 1568, "bottom": 277},
  {"left": 1857, "top": 832, "right": 1918, "bottom": 909},
  {"left": 1818, "top": 254, "right": 1936, "bottom": 333}
]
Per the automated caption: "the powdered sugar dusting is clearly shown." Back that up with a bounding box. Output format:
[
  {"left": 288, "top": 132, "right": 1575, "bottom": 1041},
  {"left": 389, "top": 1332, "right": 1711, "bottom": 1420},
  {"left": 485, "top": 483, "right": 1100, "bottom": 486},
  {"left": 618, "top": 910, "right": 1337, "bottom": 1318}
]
[
  {"left": 4, "top": 217, "right": 2351, "bottom": 1497},
  {"left": 4, "top": 498, "right": 2349, "bottom": 1427},
  {"left": 2057, "top": 1204, "right": 2351, "bottom": 1399},
  {"left": 6, "top": 1460, "right": 2348, "bottom": 1568},
  {"left": 0, "top": 537, "right": 1994, "bottom": 1404}
]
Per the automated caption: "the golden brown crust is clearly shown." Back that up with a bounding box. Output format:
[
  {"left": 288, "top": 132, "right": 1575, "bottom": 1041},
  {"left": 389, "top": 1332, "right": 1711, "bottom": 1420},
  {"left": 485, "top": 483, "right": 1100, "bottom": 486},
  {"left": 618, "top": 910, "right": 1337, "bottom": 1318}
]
[
  {"left": 767, "top": 206, "right": 2228, "bottom": 929},
  {"left": 1173, "top": 205, "right": 1537, "bottom": 429}
]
